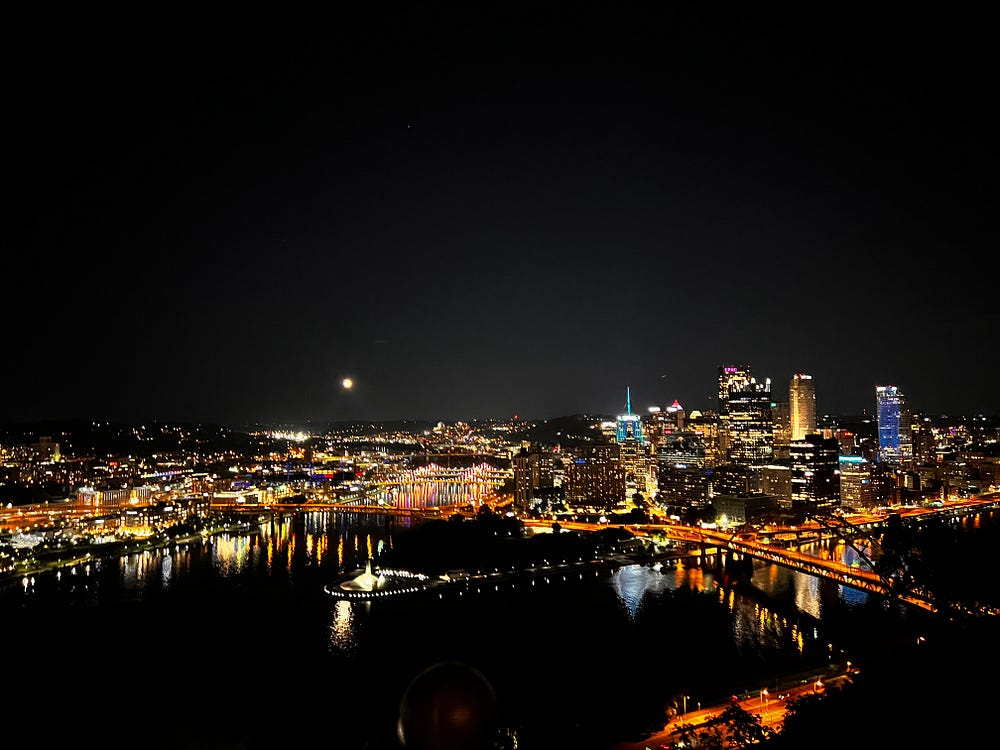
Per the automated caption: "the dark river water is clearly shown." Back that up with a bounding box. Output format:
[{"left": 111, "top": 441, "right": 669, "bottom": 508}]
[{"left": 1, "top": 508, "right": 964, "bottom": 750}]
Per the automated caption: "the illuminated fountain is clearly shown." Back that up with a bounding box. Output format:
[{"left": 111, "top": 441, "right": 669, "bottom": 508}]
[
  {"left": 338, "top": 559, "right": 385, "bottom": 593},
  {"left": 325, "top": 559, "right": 438, "bottom": 600}
]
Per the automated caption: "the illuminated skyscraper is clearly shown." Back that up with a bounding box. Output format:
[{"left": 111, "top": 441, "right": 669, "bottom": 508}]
[
  {"left": 789, "top": 373, "right": 817, "bottom": 441},
  {"left": 718, "top": 365, "right": 753, "bottom": 457},
  {"left": 790, "top": 433, "right": 841, "bottom": 514},
  {"left": 726, "top": 377, "right": 774, "bottom": 467},
  {"left": 616, "top": 387, "right": 645, "bottom": 444},
  {"left": 876, "top": 385, "right": 912, "bottom": 465},
  {"left": 616, "top": 387, "right": 649, "bottom": 504}
]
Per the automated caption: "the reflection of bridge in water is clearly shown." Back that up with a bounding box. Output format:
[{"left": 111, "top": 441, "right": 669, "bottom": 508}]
[
  {"left": 320, "top": 462, "right": 511, "bottom": 512},
  {"left": 548, "top": 495, "right": 1000, "bottom": 615}
]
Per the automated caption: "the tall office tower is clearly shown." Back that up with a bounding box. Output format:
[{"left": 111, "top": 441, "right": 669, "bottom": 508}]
[
  {"left": 718, "top": 365, "right": 753, "bottom": 414},
  {"left": 876, "top": 385, "right": 912, "bottom": 465},
  {"left": 616, "top": 387, "right": 649, "bottom": 504},
  {"left": 564, "top": 443, "right": 624, "bottom": 509},
  {"left": 789, "top": 373, "right": 817, "bottom": 441},
  {"left": 726, "top": 377, "right": 775, "bottom": 467},
  {"left": 771, "top": 401, "right": 791, "bottom": 461},
  {"left": 789, "top": 434, "right": 841, "bottom": 515},
  {"left": 718, "top": 364, "right": 752, "bottom": 455},
  {"left": 838, "top": 455, "right": 873, "bottom": 509}
]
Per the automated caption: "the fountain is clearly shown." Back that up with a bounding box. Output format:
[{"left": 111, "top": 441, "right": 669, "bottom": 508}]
[{"left": 338, "top": 559, "right": 384, "bottom": 593}]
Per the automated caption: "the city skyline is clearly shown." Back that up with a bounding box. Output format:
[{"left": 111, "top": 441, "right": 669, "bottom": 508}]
[{"left": 4, "top": 6, "right": 996, "bottom": 426}]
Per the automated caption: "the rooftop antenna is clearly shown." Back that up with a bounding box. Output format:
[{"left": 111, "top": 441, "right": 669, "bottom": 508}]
[{"left": 626, "top": 386, "right": 632, "bottom": 415}]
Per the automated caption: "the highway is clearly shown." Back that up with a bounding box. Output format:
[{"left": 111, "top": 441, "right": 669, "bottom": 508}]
[{"left": 610, "top": 665, "right": 857, "bottom": 750}]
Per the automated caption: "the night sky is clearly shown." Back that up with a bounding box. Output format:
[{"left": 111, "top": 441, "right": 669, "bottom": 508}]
[{"left": 4, "top": 5, "right": 996, "bottom": 427}]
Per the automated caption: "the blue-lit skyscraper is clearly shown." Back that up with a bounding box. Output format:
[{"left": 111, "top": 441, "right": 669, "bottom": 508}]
[
  {"left": 876, "top": 385, "right": 911, "bottom": 465},
  {"left": 615, "top": 386, "right": 645, "bottom": 444}
]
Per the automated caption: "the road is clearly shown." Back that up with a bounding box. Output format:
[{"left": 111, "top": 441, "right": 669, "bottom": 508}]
[{"left": 610, "top": 667, "right": 856, "bottom": 750}]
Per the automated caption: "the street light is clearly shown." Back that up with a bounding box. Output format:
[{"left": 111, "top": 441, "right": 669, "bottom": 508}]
[{"left": 760, "top": 688, "right": 768, "bottom": 709}]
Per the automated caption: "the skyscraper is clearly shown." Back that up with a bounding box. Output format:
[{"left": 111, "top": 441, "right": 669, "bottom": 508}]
[
  {"left": 725, "top": 377, "right": 774, "bottom": 467},
  {"left": 789, "top": 373, "right": 817, "bottom": 441},
  {"left": 616, "top": 387, "right": 649, "bottom": 504},
  {"left": 718, "top": 364, "right": 753, "bottom": 457},
  {"left": 876, "top": 385, "right": 912, "bottom": 465},
  {"left": 790, "top": 433, "right": 841, "bottom": 514}
]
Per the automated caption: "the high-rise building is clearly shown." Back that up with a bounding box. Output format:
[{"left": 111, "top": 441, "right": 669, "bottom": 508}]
[
  {"left": 616, "top": 387, "right": 649, "bottom": 504},
  {"left": 910, "top": 414, "right": 937, "bottom": 466},
  {"left": 725, "top": 377, "right": 774, "bottom": 467},
  {"left": 564, "top": 444, "right": 624, "bottom": 509},
  {"left": 656, "top": 431, "right": 707, "bottom": 470},
  {"left": 685, "top": 410, "right": 722, "bottom": 467},
  {"left": 771, "top": 400, "right": 791, "bottom": 461},
  {"left": 665, "top": 399, "right": 686, "bottom": 430},
  {"left": 718, "top": 365, "right": 752, "bottom": 455},
  {"left": 655, "top": 431, "right": 710, "bottom": 516},
  {"left": 789, "top": 374, "right": 817, "bottom": 441},
  {"left": 876, "top": 385, "right": 912, "bottom": 465},
  {"left": 759, "top": 464, "right": 793, "bottom": 512},
  {"left": 789, "top": 433, "right": 841, "bottom": 515},
  {"left": 838, "top": 455, "right": 873, "bottom": 509},
  {"left": 512, "top": 443, "right": 557, "bottom": 508}
]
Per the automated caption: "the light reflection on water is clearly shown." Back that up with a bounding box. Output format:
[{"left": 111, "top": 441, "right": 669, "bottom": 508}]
[
  {"left": 329, "top": 599, "right": 358, "bottom": 653},
  {"left": 611, "top": 563, "right": 678, "bottom": 619}
]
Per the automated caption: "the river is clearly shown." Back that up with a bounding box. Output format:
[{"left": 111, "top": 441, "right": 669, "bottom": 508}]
[{"left": 4, "top": 501, "right": 983, "bottom": 750}]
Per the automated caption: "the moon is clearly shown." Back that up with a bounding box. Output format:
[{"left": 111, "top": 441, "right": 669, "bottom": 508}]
[{"left": 341, "top": 378, "right": 354, "bottom": 390}]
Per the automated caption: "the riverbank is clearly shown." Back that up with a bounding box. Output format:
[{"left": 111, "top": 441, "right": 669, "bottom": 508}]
[{"left": 0, "top": 518, "right": 264, "bottom": 586}]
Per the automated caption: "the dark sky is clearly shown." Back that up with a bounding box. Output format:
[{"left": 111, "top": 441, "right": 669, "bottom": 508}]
[{"left": 4, "top": 5, "right": 996, "bottom": 427}]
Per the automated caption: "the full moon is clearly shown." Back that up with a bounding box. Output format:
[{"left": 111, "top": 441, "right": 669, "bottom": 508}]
[{"left": 341, "top": 378, "right": 353, "bottom": 390}]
